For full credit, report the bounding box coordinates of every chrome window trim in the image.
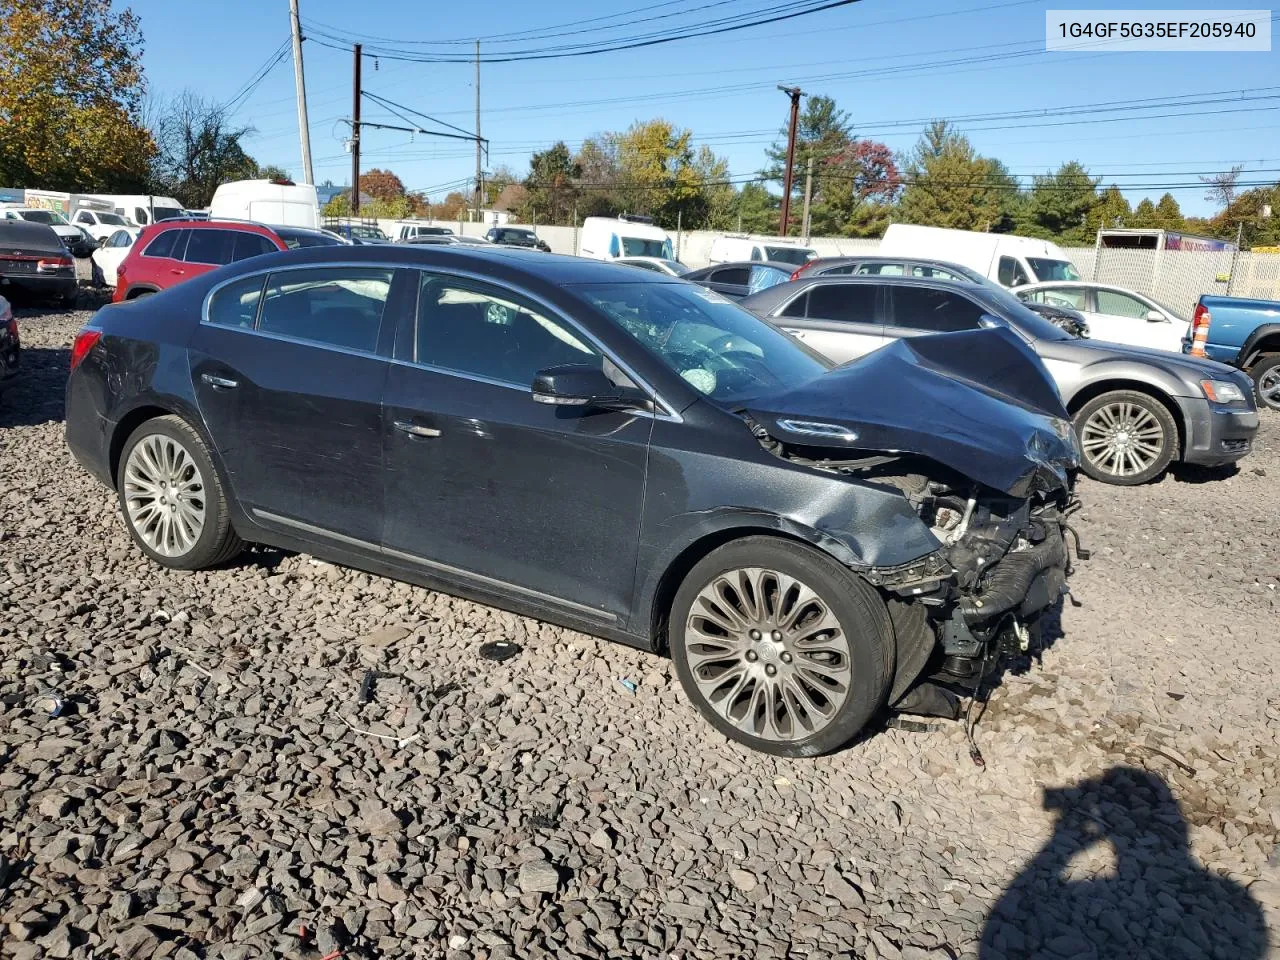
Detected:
[252,508,618,623]
[201,259,682,422]
[771,286,810,320]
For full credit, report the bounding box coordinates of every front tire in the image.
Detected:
[669,536,893,757]
[1249,353,1280,412]
[116,415,243,569]
[1073,390,1177,485]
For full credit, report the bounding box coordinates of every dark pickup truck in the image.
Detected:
[1186,294,1280,411]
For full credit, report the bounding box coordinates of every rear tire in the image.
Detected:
[1072,390,1178,485]
[669,536,893,756]
[116,415,243,570]
[1249,353,1280,412]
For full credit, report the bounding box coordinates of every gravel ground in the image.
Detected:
[2,300,1278,960]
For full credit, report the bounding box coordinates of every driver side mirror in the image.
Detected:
[531,364,650,412]
[1145,309,1166,323]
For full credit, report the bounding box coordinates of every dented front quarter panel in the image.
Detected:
[630,408,944,637]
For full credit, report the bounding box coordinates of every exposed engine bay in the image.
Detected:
[748,421,1085,717]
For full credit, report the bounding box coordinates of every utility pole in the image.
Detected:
[801,156,814,240]
[777,85,803,237]
[351,44,361,216]
[474,40,482,224]
[288,0,314,185]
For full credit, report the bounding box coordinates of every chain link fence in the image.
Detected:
[1063,247,1280,316]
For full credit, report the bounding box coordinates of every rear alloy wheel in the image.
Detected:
[116,415,243,569]
[670,536,892,756]
[1073,390,1177,485]
[1249,353,1280,412]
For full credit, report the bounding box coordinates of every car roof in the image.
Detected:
[206,243,685,287]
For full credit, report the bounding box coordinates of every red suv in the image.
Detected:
[113,219,344,302]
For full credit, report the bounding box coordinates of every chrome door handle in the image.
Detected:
[394,420,441,438]
[201,373,238,389]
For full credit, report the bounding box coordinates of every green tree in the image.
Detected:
[573,134,621,219]
[809,139,901,238]
[256,163,292,181]
[986,159,1027,234]
[1155,192,1185,230]
[897,122,1002,231]
[1023,161,1099,242]
[614,119,704,226]
[483,164,520,207]
[765,94,854,205]
[1130,197,1158,228]
[523,141,580,224]
[1207,183,1280,246]
[0,0,156,191]
[1088,183,1132,234]
[693,145,735,230]
[734,182,779,234]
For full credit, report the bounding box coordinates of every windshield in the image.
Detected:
[1027,258,1081,282]
[763,245,816,265]
[574,281,829,404]
[275,228,344,249]
[94,212,127,225]
[973,286,1073,342]
[620,236,671,258]
[22,210,68,225]
[500,229,536,242]
[152,207,183,222]
[350,225,386,240]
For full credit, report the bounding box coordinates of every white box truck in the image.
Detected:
[878,224,1080,287]
[82,194,185,227]
[579,215,672,260]
[210,179,319,229]
[708,235,817,266]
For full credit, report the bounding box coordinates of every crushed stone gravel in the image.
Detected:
[2,302,1277,959]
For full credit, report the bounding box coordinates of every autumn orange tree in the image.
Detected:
[0,0,156,191]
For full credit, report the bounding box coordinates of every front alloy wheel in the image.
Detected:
[670,537,892,756]
[1073,390,1177,486]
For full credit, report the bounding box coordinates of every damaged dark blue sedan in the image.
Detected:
[65,246,1080,756]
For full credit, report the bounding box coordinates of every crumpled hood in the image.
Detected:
[745,326,1079,497]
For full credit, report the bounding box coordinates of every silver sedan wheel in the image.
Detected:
[685,567,852,742]
[1080,400,1165,477]
[123,434,206,557]
[1259,365,1280,410]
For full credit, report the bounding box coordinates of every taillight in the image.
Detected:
[5,317,17,344]
[1189,304,1211,357]
[37,256,73,272]
[70,329,102,371]
[790,261,816,281]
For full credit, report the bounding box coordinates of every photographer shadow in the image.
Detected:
[980,765,1267,960]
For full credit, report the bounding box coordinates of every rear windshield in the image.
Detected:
[274,228,344,249]
[153,206,184,222]
[620,237,670,258]
[974,286,1073,341]
[763,245,816,265]
[0,221,63,251]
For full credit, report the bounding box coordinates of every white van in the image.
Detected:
[708,235,817,267]
[209,179,319,229]
[579,215,672,261]
[878,224,1080,288]
[83,194,185,227]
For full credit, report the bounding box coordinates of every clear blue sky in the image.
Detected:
[126,0,1278,217]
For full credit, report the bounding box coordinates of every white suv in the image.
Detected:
[72,208,137,242]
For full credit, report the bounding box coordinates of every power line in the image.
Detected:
[304,0,863,63]
[224,38,292,115]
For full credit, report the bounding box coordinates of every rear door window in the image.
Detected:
[806,283,879,323]
[232,232,278,261]
[207,275,267,329]
[1095,289,1150,319]
[889,287,986,332]
[711,266,749,286]
[258,267,394,353]
[183,229,235,266]
[143,229,184,259]
[779,291,808,318]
